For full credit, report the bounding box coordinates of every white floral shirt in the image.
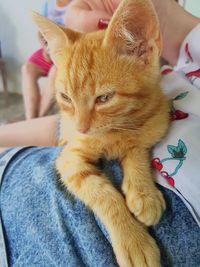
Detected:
[154,24,200,226]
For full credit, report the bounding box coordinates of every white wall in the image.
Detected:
[0,0,42,92]
[185,0,200,17]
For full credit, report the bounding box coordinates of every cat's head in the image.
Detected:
[33,0,162,135]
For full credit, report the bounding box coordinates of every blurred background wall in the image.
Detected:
[184,0,200,17]
[0,0,41,93]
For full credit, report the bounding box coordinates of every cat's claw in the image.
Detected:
[123,184,166,226]
[112,222,160,267]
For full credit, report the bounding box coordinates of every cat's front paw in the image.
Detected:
[112,223,160,267]
[123,182,166,226]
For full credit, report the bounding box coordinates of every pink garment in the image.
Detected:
[28,48,53,76]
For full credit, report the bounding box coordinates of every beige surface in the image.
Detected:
[0,93,24,124]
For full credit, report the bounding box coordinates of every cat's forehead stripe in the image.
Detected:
[66,43,96,95]
[66,45,77,92]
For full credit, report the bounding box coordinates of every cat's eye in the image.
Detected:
[95,92,115,104]
[60,93,72,103]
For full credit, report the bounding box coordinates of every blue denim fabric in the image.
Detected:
[0,148,29,267]
[0,147,200,267]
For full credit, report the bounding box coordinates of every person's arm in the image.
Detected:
[64,0,200,66]
[152,0,200,65]
[0,115,58,148]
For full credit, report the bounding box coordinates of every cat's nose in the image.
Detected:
[76,112,91,134]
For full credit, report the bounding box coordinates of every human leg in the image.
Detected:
[22,48,53,120]
[0,115,58,147]
[21,62,45,120]
[39,66,56,117]
[0,148,199,267]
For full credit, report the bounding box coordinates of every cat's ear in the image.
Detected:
[31,12,80,65]
[103,0,162,63]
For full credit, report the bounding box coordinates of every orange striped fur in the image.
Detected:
[33,0,169,266]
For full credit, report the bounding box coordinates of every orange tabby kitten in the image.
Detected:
[33,0,169,266]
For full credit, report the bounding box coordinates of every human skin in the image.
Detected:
[0,115,58,152]
[64,0,200,65]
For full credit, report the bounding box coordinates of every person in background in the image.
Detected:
[22,0,71,120]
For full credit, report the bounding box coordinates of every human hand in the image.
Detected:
[64,0,120,32]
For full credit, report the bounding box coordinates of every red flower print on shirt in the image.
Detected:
[152,139,187,188]
[161,68,173,75]
[186,69,200,78]
[170,110,189,121]
[185,43,193,63]
[170,92,189,121]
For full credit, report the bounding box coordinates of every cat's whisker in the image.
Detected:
[96,123,137,131]
[112,127,135,131]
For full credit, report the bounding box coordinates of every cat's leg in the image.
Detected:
[121,148,166,226]
[56,146,160,267]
